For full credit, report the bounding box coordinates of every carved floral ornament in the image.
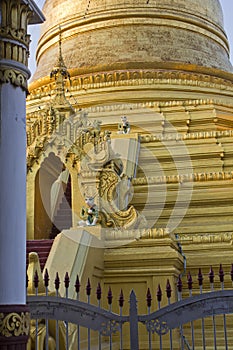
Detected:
[0,26,30,47]
[0,68,28,90]
[28,69,233,100]
[0,311,30,337]
[1,0,33,33]
[0,0,35,87]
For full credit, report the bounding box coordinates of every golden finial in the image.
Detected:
[50,26,70,82]
[50,26,71,104]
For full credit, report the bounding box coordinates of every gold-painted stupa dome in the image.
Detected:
[33,0,232,81]
[28,0,233,111]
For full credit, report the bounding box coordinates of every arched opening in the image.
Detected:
[34,153,72,239]
[50,170,72,239]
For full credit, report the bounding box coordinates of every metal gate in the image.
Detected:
[27,265,233,349]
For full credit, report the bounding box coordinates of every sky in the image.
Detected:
[28,0,233,77]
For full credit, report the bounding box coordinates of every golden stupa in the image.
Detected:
[26,0,233,336]
[28,0,233,103]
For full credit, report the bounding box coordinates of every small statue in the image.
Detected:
[118,116,130,134]
[78,197,98,226]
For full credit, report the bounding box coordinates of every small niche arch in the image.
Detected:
[34,153,72,239]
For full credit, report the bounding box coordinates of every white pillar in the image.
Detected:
[0,83,27,304]
[0,2,44,348]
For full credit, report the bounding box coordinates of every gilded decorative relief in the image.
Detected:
[0,312,30,337]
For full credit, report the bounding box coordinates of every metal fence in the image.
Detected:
[27,265,233,349]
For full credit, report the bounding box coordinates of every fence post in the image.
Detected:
[129,290,139,350]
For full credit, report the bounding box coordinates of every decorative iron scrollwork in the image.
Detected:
[100,319,120,336]
[144,318,169,335]
[0,312,30,337]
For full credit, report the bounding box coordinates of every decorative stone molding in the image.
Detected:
[0,0,40,91]
[0,1,32,65]
[28,68,233,101]
[133,170,233,186]
[0,26,30,69]
[0,26,30,47]
[140,129,233,143]
[0,68,28,90]
[103,228,170,241]
[179,232,233,244]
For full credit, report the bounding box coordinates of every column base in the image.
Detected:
[0,305,30,350]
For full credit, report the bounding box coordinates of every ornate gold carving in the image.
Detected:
[28,69,233,100]
[26,108,112,171]
[141,228,171,239]
[133,170,233,186]
[0,311,30,337]
[99,168,146,229]
[179,232,233,244]
[140,129,233,144]
[103,228,170,241]
[0,68,28,90]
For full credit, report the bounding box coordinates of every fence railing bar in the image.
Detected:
[187,273,195,350]
[65,272,69,350]
[177,276,185,350]
[168,302,173,350]
[166,280,173,350]
[45,308,49,350]
[119,308,123,350]
[219,267,228,350]
[119,289,124,350]
[96,282,102,350]
[98,300,101,350]
[187,272,195,350]
[156,284,163,350]
[198,270,206,350]
[212,315,217,350]
[87,278,91,350]
[55,312,59,350]
[75,275,80,350]
[148,304,152,350]
[209,268,217,350]
[183,334,191,350]
[109,304,112,350]
[158,300,163,350]
[180,326,185,350]
[201,318,206,350]
[147,288,152,350]
[223,314,228,350]
[77,321,80,350]
[55,272,60,350]
[190,321,195,350]
[129,290,139,350]
[77,293,80,350]
[44,269,49,350]
[34,270,39,350]
[108,287,113,350]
